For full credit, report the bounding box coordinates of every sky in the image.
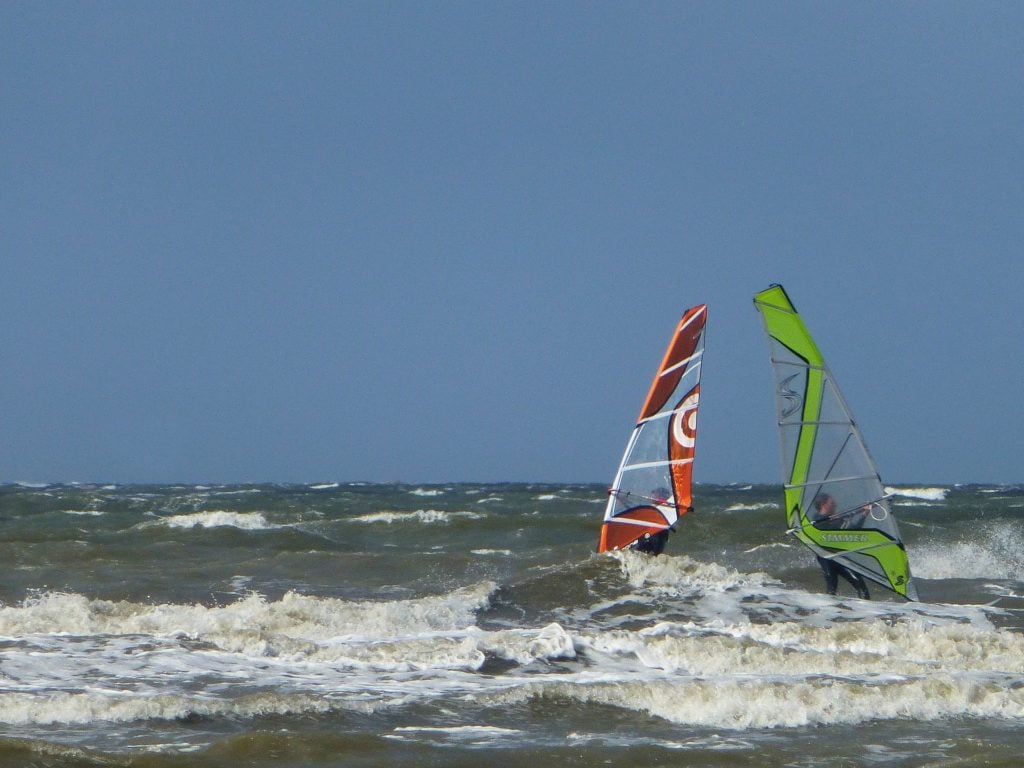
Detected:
[2,2,1022,485]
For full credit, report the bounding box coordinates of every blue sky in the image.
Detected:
[3,3,1022,485]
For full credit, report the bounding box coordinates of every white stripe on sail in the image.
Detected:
[607,517,672,529]
[621,458,693,472]
[661,353,702,379]
[637,398,700,426]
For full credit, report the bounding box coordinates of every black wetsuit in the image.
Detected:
[815,555,870,599]
[630,529,669,556]
[812,510,870,599]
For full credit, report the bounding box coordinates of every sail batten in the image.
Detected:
[784,474,880,490]
[622,458,695,472]
[598,304,707,555]
[754,284,918,601]
[662,354,702,377]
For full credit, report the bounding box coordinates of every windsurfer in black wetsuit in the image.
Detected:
[629,487,675,556]
[810,493,870,599]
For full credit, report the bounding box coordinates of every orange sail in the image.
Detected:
[598,305,707,554]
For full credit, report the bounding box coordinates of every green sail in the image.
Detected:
[753,284,918,601]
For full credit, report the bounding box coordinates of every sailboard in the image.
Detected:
[753,284,918,600]
[598,304,707,555]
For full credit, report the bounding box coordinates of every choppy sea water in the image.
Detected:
[0,481,1021,767]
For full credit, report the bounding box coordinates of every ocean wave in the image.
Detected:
[609,551,773,594]
[0,690,333,725]
[144,511,277,530]
[910,522,1024,581]
[409,488,445,497]
[349,509,483,525]
[490,673,1024,729]
[0,586,497,649]
[723,502,777,513]
[885,486,948,501]
[743,542,793,554]
[484,613,1024,729]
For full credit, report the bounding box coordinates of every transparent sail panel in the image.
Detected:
[800,371,903,544]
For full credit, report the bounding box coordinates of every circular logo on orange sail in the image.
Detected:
[672,390,699,449]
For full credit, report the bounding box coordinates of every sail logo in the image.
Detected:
[779,373,803,419]
[672,390,699,449]
[821,533,869,543]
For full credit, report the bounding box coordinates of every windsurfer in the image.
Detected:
[631,529,670,555]
[810,493,870,599]
[629,487,675,555]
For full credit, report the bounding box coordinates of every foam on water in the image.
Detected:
[723,502,777,512]
[486,674,1024,729]
[0,569,1021,733]
[911,522,1024,580]
[144,511,276,530]
[409,488,444,497]
[349,509,483,525]
[611,551,774,595]
[0,585,495,648]
[885,486,949,501]
[1,482,1022,756]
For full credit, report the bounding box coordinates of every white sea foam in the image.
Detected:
[349,509,483,525]
[0,691,334,726]
[491,674,1024,729]
[743,542,792,554]
[911,522,1024,581]
[309,482,339,490]
[409,488,444,497]
[487,607,1024,729]
[393,725,524,735]
[885,486,948,501]
[1,581,1022,732]
[145,511,276,530]
[611,551,773,594]
[723,502,776,513]
[62,509,104,516]
[0,585,496,650]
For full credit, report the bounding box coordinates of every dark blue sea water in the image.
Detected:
[0,482,1021,767]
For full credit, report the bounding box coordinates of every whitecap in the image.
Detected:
[349,510,482,525]
[911,522,1024,581]
[147,511,276,530]
[723,502,776,512]
[885,486,948,501]
[409,488,444,497]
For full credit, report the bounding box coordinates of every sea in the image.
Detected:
[0,482,1022,767]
